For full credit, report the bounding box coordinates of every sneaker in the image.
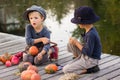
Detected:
[72,56,77,59]
[86,65,100,73]
[55,63,63,71]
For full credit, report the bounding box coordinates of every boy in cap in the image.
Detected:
[23,5,51,65]
[63,6,102,75]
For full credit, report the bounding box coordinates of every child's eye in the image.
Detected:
[35,17,38,19]
[29,17,32,20]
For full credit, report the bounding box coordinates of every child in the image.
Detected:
[22,5,52,65]
[63,6,102,75]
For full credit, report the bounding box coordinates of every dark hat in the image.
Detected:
[23,5,46,21]
[71,6,100,24]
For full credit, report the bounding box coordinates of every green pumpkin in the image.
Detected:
[18,62,32,73]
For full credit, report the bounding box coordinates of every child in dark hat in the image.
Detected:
[62,6,102,75]
[22,5,53,65]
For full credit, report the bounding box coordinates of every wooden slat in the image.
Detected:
[0,36,22,43]
[43,55,120,80]
[0,46,71,80]
[46,54,112,80]
[0,38,25,49]
[40,54,111,80]
[110,75,120,80]
[0,43,26,54]
[0,33,20,38]
[0,32,120,80]
[0,48,109,79]
[95,68,120,80]
[0,51,115,79]
[0,45,68,70]
[79,58,120,80]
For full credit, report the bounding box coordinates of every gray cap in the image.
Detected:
[23,5,46,21]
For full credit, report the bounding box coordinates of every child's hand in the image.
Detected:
[41,37,50,44]
[37,53,43,60]
[69,37,78,45]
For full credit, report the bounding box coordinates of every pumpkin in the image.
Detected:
[45,64,58,74]
[18,62,32,73]
[0,53,12,64]
[0,55,7,64]
[11,55,20,65]
[27,65,38,73]
[5,60,12,67]
[21,70,36,80]
[31,73,41,80]
[0,56,1,61]
[29,46,39,56]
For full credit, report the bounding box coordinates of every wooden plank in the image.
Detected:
[0,32,16,38]
[0,38,25,49]
[0,36,22,43]
[45,54,112,80]
[2,57,71,80]
[0,54,119,80]
[0,33,23,39]
[110,75,120,80]
[0,48,118,80]
[0,44,66,69]
[39,54,110,74]
[99,55,119,64]
[78,58,120,80]
[10,54,113,80]
[1,76,19,80]
[79,63,120,80]
[94,68,120,80]
[0,66,18,74]
[0,43,26,54]
[0,46,68,70]
[0,33,120,80]
[44,55,119,80]
[0,44,66,67]
[0,47,71,80]
[0,68,19,78]
[0,39,65,54]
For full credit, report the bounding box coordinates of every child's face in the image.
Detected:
[28,11,44,28]
[78,24,85,29]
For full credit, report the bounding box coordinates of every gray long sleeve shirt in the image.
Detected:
[25,24,50,52]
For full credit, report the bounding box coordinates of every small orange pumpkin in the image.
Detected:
[0,56,1,62]
[27,65,38,73]
[45,64,58,74]
[31,73,41,80]
[21,70,36,80]
[0,55,6,64]
[0,53,12,64]
[29,46,39,56]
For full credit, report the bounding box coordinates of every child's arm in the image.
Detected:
[25,25,50,45]
[69,37,83,51]
[34,37,50,44]
[75,40,83,51]
[37,49,46,60]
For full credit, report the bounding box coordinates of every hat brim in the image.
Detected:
[23,10,36,20]
[71,15,100,24]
